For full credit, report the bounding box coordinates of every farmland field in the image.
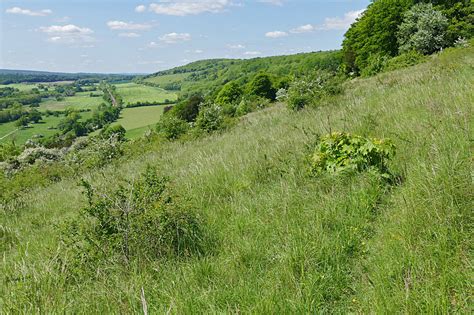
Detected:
[0,83,39,92]
[39,91,104,111]
[0,115,63,144]
[115,105,165,138]
[115,83,177,105]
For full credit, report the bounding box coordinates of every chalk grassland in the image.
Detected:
[115,105,165,138]
[39,91,105,111]
[115,83,178,105]
[1,47,472,313]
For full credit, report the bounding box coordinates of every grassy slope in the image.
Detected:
[115,83,177,104]
[1,46,472,313]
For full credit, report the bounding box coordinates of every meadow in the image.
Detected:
[1,46,472,313]
[0,115,63,144]
[115,82,177,105]
[39,91,104,111]
[142,73,190,88]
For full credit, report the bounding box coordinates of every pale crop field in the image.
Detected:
[39,91,104,111]
[115,82,177,105]
[115,105,165,138]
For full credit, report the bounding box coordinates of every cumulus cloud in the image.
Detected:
[244,51,261,56]
[290,24,315,34]
[6,7,52,17]
[39,24,94,44]
[227,44,245,49]
[135,5,147,13]
[159,32,191,43]
[265,31,287,38]
[148,0,230,16]
[320,9,364,31]
[119,32,141,38]
[107,21,152,31]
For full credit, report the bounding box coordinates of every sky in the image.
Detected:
[0,0,370,74]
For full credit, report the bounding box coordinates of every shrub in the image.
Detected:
[287,71,343,111]
[215,81,243,106]
[361,54,390,77]
[309,132,396,178]
[397,3,449,55]
[172,95,203,122]
[100,124,126,141]
[156,114,189,140]
[195,103,224,132]
[383,50,426,71]
[60,167,206,273]
[247,73,276,100]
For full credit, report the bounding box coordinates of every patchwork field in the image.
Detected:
[115,105,165,138]
[39,91,104,111]
[115,83,177,105]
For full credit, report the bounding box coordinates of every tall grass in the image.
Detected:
[1,46,472,313]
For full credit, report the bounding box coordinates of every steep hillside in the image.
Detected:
[1,45,472,313]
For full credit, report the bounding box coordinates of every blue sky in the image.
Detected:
[0,0,370,73]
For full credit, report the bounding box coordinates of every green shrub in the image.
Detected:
[172,95,203,122]
[235,95,270,116]
[247,73,276,100]
[195,103,224,132]
[156,114,189,140]
[287,71,344,111]
[383,50,426,71]
[215,81,243,106]
[361,54,390,77]
[309,132,396,178]
[61,166,207,273]
[100,124,126,141]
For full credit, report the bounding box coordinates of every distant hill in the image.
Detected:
[139,50,342,97]
[0,69,138,84]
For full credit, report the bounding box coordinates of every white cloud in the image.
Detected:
[320,9,364,31]
[159,32,191,43]
[135,5,147,13]
[119,32,141,38]
[244,51,261,56]
[227,44,245,49]
[258,0,283,6]
[149,0,230,16]
[107,21,152,31]
[6,7,52,17]
[290,24,315,34]
[39,24,95,44]
[194,49,204,53]
[265,31,287,38]
[147,41,159,48]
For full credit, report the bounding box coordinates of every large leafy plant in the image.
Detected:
[309,132,396,178]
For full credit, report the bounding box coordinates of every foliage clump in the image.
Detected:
[309,132,395,178]
[397,3,449,55]
[156,114,189,140]
[61,166,207,274]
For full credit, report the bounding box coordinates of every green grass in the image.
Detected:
[115,82,177,105]
[142,72,190,87]
[39,91,104,111]
[1,46,472,313]
[115,105,165,138]
[0,83,39,92]
[0,115,63,144]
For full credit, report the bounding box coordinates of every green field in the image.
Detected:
[0,83,39,92]
[115,105,165,138]
[0,115,63,144]
[115,83,177,105]
[39,91,104,111]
